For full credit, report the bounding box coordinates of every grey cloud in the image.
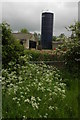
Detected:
[0,2,2,23]
[78,2,80,21]
[2,2,78,36]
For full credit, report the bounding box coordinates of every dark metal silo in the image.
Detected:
[41,11,54,49]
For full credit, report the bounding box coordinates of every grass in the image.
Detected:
[2,55,79,119]
[2,60,67,118]
[59,68,79,118]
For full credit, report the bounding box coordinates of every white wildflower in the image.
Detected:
[37,97,41,101]
[12,97,17,101]
[24,99,30,103]
[31,96,36,101]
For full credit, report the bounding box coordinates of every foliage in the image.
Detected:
[53,36,57,41]
[20,28,29,33]
[57,33,66,41]
[62,22,80,72]
[65,22,80,40]
[2,55,78,118]
[2,55,65,118]
[64,44,80,72]
[34,32,39,42]
[53,34,67,42]
[2,22,24,68]
[2,21,79,119]
[24,49,63,62]
[34,32,37,37]
[60,68,78,118]
[55,22,80,52]
[53,22,80,73]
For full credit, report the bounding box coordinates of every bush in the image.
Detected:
[64,44,80,73]
[2,22,24,68]
[24,50,62,62]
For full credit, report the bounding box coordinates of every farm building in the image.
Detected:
[13,33,64,50]
[13,33,38,49]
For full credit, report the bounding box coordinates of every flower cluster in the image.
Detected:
[2,56,66,118]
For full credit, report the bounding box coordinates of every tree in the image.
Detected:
[65,22,80,41]
[34,32,39,43]
[34,32,38,39]
[59,33,65,38]
[2,22,24,68]
[20,28,29,33]
[64,22,80,73]
[53,36,57,41]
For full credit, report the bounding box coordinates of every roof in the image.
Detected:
[42,10,53,14]
[12,33,38,42]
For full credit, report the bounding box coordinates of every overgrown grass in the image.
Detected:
[2,55,79,119]
[2,59,66,118]
[59,68,79,118]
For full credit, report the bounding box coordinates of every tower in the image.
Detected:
[41,11,54,49]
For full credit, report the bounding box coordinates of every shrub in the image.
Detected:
[24,50,63,62]
[2,22,24,68]
[63,44,80,73]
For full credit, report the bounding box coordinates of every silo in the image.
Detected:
[41,11,54,49]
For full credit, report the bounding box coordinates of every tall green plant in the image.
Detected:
[2,22,24,68]
[65,22,80,41]
[64,22,80,72]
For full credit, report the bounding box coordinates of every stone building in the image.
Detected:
[13,33,64,50]
[13,33,38,49]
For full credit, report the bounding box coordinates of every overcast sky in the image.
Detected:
[2,1,78,36]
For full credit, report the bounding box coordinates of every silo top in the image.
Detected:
[42,10,53,14]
